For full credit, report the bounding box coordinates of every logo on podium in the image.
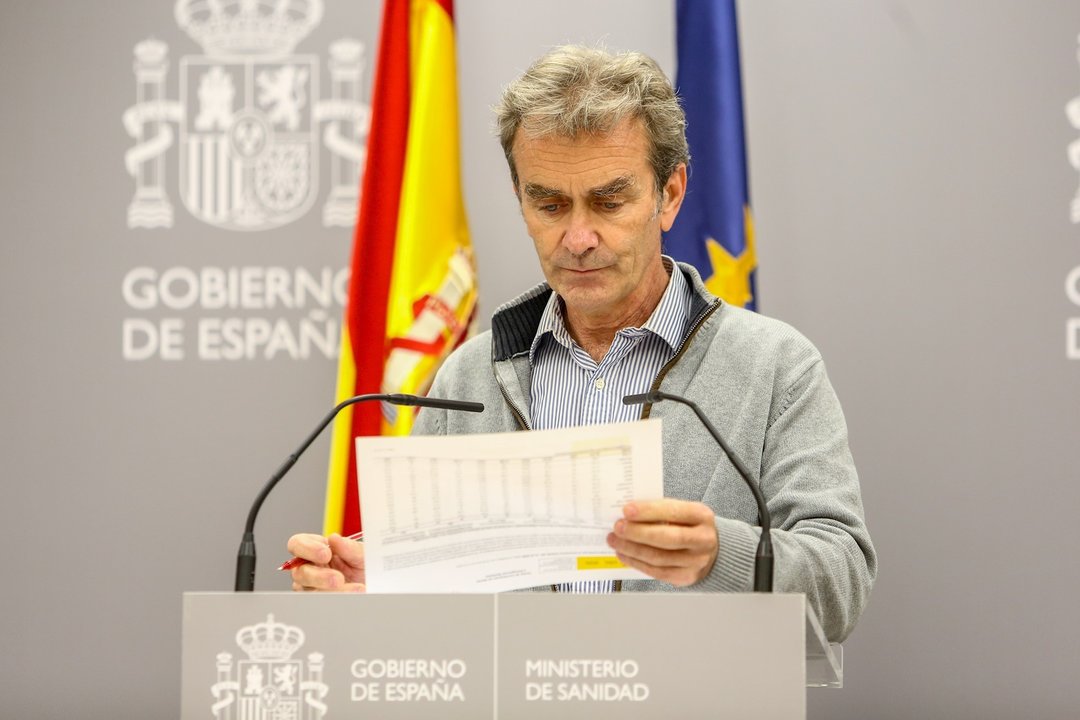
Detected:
[122,0,370,231]
[211,614,329,719]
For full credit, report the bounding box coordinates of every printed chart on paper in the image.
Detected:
[357,419,664,593]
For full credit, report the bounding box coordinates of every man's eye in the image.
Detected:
[598,201,622,211]
[539,203,561,213]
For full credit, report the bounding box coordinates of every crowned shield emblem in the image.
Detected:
[234,656,305,719]
[180,56,318,230]
[212,614,328,720]
[123,0,369,232]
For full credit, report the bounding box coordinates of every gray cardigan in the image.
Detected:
[412,263,876,642]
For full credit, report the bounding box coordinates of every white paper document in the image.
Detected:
[356,419,664,593]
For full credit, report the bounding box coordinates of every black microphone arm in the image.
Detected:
[622,390,773,592]
[234,393,485,591]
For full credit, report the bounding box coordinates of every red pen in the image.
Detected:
[278,530,364,571]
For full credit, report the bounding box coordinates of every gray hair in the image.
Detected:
[495,45,690,197]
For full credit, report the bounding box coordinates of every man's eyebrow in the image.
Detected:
[521,175,637,200]
[521,183,565,200]
[589,175,635,197]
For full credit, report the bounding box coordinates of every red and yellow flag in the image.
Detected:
[324,0,477,536]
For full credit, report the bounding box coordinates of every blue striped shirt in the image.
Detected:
[529,257,693,592]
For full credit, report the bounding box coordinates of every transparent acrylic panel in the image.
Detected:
[805,603,844,688]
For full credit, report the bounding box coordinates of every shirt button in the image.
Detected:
[594,377,606,390]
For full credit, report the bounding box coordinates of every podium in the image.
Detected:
[182,592,842,719]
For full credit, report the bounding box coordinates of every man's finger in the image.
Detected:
[607,532,690,569]
[613,550,701,587]
[613,518,708,550]
[623,499,715,526]
[327,533,366,569]
[286,533,332,564]
[290,563,345,591]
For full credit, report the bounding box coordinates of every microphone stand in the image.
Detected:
[623,391,773,592]
[234,393,484,591]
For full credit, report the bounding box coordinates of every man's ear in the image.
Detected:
[659,163,688,232]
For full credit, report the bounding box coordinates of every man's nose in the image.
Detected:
[562,209,600,257]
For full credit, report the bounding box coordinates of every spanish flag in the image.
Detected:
[668,0,757,310]
[323,0,477,536]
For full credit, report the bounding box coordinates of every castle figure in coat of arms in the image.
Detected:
[123,0,370,231]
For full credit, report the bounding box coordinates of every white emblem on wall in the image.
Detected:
[1066,34,1080,359]
[122,0,369,231]
[1067,34,1080,223]
[212,614,329,719]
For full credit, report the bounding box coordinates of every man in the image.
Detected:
[289,46,876,642]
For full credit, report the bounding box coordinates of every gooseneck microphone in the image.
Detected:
[235,393,484,591]
[623,390,773,592]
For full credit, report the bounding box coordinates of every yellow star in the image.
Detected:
[704,206,757,308]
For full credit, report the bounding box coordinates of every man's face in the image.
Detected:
[511,119,686,324]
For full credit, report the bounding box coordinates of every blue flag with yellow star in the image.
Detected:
[668,0,757,310]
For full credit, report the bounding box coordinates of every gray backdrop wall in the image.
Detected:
[2,1,1078,718]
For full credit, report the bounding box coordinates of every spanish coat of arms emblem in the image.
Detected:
[212,614,329,720]
[123,0,369,231]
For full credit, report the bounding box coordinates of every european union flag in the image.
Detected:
[668,0,757,310]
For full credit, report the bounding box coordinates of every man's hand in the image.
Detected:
[606,499,719,586]
[286,533,366,592]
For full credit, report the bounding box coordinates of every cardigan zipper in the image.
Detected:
[494,358,531,431]
[639,299,722,418]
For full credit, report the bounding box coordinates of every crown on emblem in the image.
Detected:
[174,0,324,57]
[235,614,305,660]
[133,39,168,65]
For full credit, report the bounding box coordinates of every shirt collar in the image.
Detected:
[528,255,691,363]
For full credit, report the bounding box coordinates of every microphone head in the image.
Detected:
[622,392,660,406]
[387,394,485,413]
